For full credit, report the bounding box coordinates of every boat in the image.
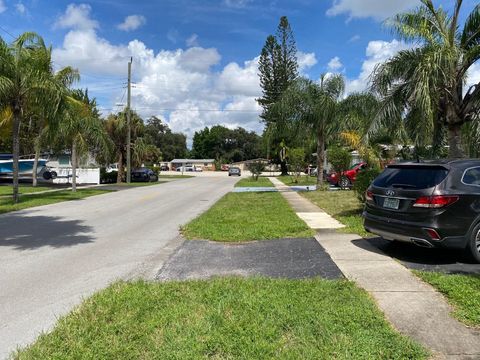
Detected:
[0,154,48,178]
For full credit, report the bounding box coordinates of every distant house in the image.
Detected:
[230,158,271,171]
[170,159,216,171]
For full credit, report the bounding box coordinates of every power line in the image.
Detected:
[99,107,261,113]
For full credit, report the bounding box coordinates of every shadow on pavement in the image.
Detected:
[0,213,94,251]
[352,237,480,274]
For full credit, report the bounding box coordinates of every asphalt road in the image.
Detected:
[0,177,236,358]
[157,238,343,281]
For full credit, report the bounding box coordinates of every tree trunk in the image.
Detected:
[117,152,123,183]
[71,142,77,192]
[280,160,288,176]
[12,109,21,204]
[447,123,464,159]
[32,142,40,187]
[316,127,325,187]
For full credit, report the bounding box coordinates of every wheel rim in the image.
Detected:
[476,229,480,254]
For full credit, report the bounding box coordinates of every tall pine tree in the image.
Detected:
[257,16,298,174]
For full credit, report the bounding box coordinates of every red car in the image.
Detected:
[327,162,367,188]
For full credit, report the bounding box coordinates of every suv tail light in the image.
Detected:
[365,190,374,202]
[413,195,459,208]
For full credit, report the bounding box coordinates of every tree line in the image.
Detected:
[257,0,480,185]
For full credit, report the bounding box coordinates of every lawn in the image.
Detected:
[302,190,369,237]
[277,175,317,186]
[414,271,480,328]
[0,184,54,196]
[14,278,428,359]
[182,192,314,241]
[0,189,111,214]
[235,177,273,187]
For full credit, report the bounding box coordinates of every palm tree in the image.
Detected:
[0,32,71,202]
[60,89,111,192]
[274,75,345,185]
[371,0,480,158]
[104,111,144,183]
[31,66,80,187]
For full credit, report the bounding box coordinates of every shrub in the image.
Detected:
[328,146,352,173]
[248,161,266,180]
[100,168,118,184]
[354,168,381,202]
[288,148,306,183]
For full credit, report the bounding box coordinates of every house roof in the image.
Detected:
[171,159,215,163]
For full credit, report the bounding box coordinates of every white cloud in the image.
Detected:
[117,15,146,32]
[346,39,411,94]
[327,56,343,71]
[348,34,360,42]
[54,4,99,30]
[224,0,252,9]
[15,2,26,14]
[326,0,418,20]
[51,4,319,145]
[0,0,7,13]
[167,29,179,44]
[186,33,199,47]
[297,51,317,73]
[466,62,480,90]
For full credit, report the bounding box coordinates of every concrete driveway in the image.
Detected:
[0,177,236,358]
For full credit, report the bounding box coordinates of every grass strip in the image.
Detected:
[182,192,314,241]
[15,278,428,359]
[414,271,480,328]
[277,175,317,186]
[0,189,112,214]
[302,190,369,237]
[235,177,274,187]
[0,185,53,196]
[158,174,194,179]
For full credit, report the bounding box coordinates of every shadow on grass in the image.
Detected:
[351,237,480,274]
[0,213,94,251]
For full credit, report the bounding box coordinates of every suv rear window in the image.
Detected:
[462,167,480,186]
[373,166,448,189]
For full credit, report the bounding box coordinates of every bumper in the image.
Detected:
[363,211,468,250]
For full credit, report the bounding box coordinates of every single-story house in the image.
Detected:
[170,159,216,171]
[230,158,273,171]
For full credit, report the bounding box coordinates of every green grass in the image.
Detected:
[235,177,273,187]
[0,185,53,196]
[414,271,480,328]
[14,278,428,359]
[183,192,314,241]
[277,175,317,186]
[0,189,111,214]
[302,190,369,237]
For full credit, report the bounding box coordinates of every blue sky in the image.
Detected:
[0,0,478,143]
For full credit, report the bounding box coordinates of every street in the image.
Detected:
[0,177,236,357]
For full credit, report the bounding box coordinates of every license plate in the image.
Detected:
[383,197,400,209]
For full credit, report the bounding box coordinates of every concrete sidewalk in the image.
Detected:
[270,177,480,359]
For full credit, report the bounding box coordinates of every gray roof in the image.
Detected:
[171,159,215,163]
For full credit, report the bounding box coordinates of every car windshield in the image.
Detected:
[350,163,361,170]
[373,166,449,189]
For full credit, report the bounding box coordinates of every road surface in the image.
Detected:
[0,177,236,357]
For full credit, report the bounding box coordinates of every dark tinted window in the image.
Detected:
[463,167,480,186]
[373,166,448,189]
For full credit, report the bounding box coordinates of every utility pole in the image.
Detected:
[126,57,132,183]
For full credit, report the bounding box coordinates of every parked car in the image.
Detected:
[131,168,158,182]
[363,159,480,263]
[228,167,241,176]
[327,162,367,188]
[159,165,169,171]
[221,164,230,171]
[176,166,194,172]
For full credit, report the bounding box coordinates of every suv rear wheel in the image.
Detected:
[466,223,480,263]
